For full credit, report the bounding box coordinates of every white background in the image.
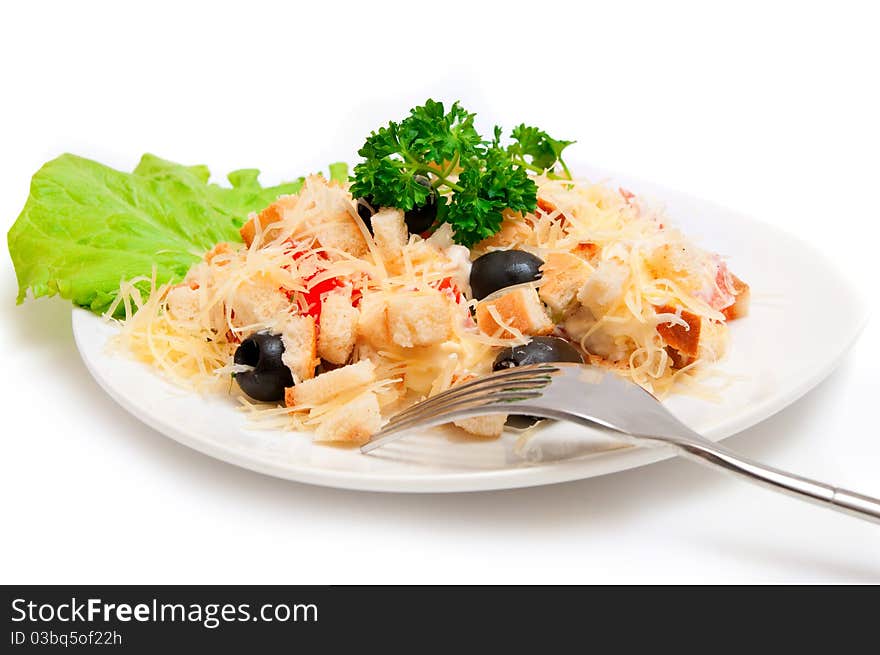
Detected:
[1,1,878,583]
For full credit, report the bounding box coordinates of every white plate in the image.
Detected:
[72,168,867,492]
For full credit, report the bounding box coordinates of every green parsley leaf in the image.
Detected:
[508,124,575,179]
[351,100,573,247]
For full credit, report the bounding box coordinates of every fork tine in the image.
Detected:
[378,388,545,435]
[361,390,544,453]
[360,364,559,454]
[388,365,557,422]
[426,363,555,399]
[387,378,550,424]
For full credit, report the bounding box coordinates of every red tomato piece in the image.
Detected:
[434,277,463,303]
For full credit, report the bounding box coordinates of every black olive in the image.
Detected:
[355,197,377,235]
[233,332,293,402]
[493,336,584,428]
[469,250,545,300]
[403,175,437,234]
[493,336,584,370]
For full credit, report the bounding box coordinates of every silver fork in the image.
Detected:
[361,363,880,524]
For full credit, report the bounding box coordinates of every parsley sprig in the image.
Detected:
[350,100,574,247]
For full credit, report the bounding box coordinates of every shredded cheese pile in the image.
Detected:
[107,172,744,440]
[474,177,737,396]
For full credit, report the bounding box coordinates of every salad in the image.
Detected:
[8,100,749,445]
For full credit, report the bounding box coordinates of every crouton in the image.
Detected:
[295,176,368,257]
[655,305,702,364]
[280,315,318,382]
[171,265,228,333]
[577,259,629,315]
[442,375,508,437]
[309,210,368,258]
[475,287,554,338]
[722,274,750,321]
[241,177,368,258]
[370,208,408,273]
[313,391,382,445]
[356,293,393,350]
[538,252,593,316]
[227,274,291,330]
[165,284,200,324]
[453,415,507,438]
[204,242,233,265]
[286,359,376,408]
[386,290,452,348]
[318,292,359,364]
[240,196,298,247]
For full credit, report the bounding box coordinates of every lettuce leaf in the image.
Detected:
[7,154,347,314]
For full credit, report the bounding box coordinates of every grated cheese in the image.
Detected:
[109,171,746,439]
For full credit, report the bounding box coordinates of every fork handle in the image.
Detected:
[658,434,880,525]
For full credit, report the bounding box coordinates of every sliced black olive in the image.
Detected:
[469,250,544,301]
[493,336,585,428]
[233,332,293,402]
[355,197,377,234]
[403,175,437,234]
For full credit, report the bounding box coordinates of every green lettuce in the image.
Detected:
[7,153,348,314]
